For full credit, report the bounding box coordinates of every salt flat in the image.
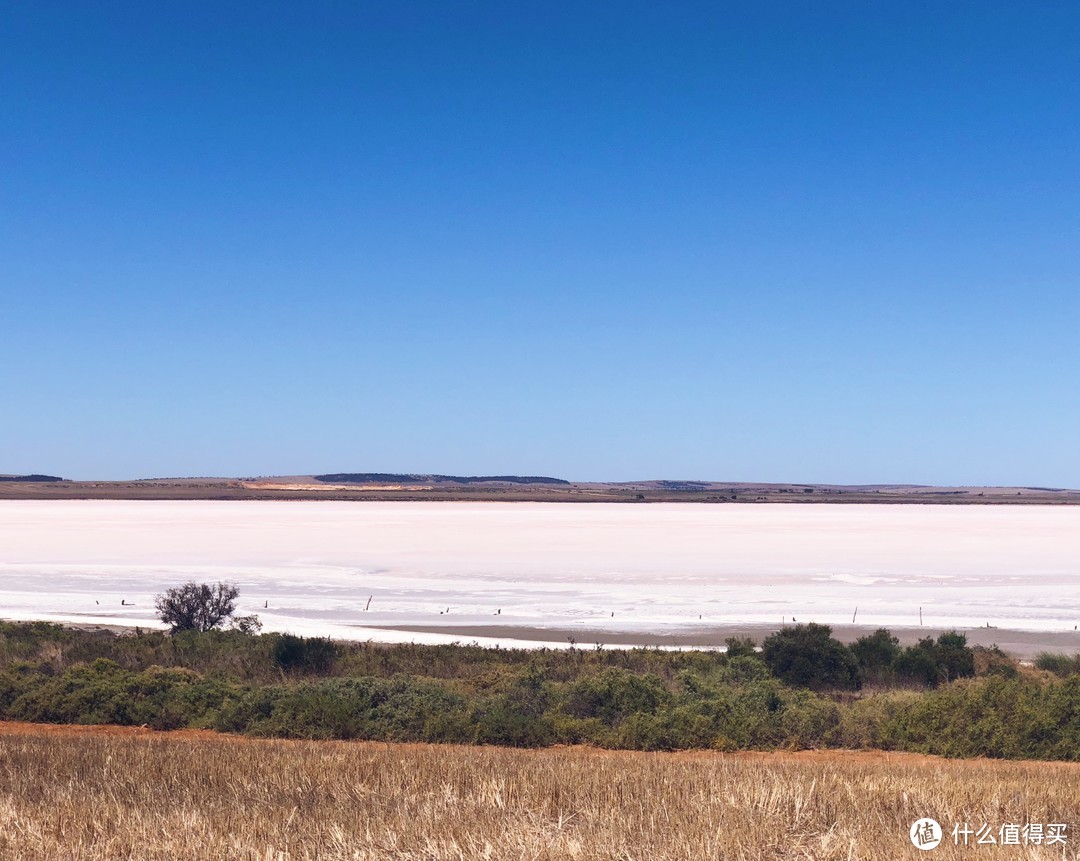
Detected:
[0,501,1077,649]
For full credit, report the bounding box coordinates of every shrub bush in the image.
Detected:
[271,634,341,674]
[0,621,1074,760]
[1034,652,1080,677]
[561,668,669,724]
[762,624,861,690]
[895,632,975,687]
[851,629,901,684]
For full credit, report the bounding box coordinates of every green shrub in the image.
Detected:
[472,663,556,747]
[779,690,842,748]
[231,675,471,741]
[0,620,1075,760]
[213,687,280,734]
[884,675,1080,760]
[723,636,757,658]
[271,634,341,674]
[851,629,900,684]
[836,691,920,749]
[1034,652,1080,677]
[561,668,669,724]
[762,624,861,690]
[3,660,219,728]
[472,693,556,747]
[895,632,975,687]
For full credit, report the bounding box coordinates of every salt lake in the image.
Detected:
[1,500,1077,648]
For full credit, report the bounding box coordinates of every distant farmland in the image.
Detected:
[313,473,571,485]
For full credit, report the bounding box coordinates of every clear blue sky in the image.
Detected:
[3,2,1078,485]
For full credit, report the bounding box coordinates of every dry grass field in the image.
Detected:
[0,723,1076,860]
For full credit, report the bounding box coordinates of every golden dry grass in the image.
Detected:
[0,722,1076,860]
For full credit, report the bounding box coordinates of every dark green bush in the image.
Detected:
[723,636,758,658]
[2,660,221,728]
[762,624,861,690]
[561,668,669,724]
[472,663,555,747]
[851,629,901,683]
[472,693,556,747]
[895,632,975,687]
[271,634,341,674]
[231,675,471,742]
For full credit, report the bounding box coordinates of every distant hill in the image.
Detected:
[2,473,1078,503]
[315,473,570,485]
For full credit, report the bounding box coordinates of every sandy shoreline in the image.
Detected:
[16,617,1079,659]
[364,622,1080,659]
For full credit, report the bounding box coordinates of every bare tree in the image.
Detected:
[154,581,241,633]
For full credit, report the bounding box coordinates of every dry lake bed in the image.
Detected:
[1,501,1078,656]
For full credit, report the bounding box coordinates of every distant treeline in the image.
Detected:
[315,473,570,485]
[1,621,1078,760]
[0,474,65,482]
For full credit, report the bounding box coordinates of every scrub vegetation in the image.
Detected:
[0,620,1077,760]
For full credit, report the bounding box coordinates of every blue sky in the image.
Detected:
[2,2,1078,484]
